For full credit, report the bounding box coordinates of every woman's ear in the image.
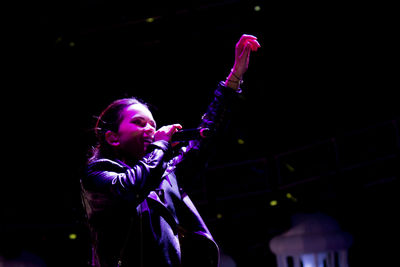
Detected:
[105,130,120,147]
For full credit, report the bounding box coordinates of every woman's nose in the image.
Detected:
[144,123,155,133]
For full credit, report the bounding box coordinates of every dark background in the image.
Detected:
[3,1,399,266]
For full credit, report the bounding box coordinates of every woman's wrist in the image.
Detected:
[230,66,244,79]
[224,69,243,91]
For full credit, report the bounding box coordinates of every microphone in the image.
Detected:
[172,128,212,142]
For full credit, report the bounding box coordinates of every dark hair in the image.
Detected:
[88,97,150,163]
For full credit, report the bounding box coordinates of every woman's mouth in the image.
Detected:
[143,137,154,144]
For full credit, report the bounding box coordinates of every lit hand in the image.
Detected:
[232,34,261,78]
[154,124,182,142]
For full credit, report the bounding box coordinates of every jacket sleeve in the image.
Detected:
[172,82,241,179]
[199,81,241,133]
[82,140,170,205]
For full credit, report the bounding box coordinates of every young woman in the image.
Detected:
[80,34,260,267]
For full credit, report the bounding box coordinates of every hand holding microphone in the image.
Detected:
[154,124,182,142]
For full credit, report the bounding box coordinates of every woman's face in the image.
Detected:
[115,103,156,160]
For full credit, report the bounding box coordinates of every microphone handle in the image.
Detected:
[171,128,211,142]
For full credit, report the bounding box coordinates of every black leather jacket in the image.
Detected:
[81,82,240,267]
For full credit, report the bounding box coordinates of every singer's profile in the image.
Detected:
[80,34,260,267]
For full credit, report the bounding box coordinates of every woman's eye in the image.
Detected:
[132,119,145,126]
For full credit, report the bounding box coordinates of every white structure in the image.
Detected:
[220,251,237,267]
[269,213,353,267]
